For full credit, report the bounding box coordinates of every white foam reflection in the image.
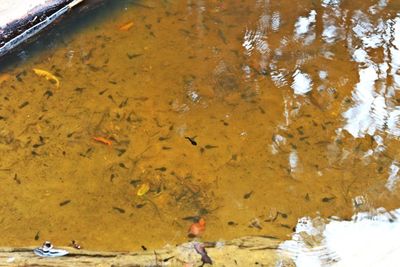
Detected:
[292,69,313,95]
[242,0,400,194]
[240,0,400,140]
[352,48,368,62]
[352,10,385,48]
[321,2,346,44]
[242,9,269,55]
[321,0,341,7]
[271,11,281,32]
[279,208,400,267]
[342,12,400,138]
[342,65,378,137]
[389,16,400,89]
[294,10,317,44]
[319,70,328,80]
[295,10,317,36]
[386,161,400,192]
[237,2,400,265]
[289,150,298,173]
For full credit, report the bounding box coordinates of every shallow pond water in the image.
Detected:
[0,0,400,252]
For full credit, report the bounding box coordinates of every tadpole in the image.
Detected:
[243,191,253,199]
[155,167,167,172]
[34,231,40,241]
[322,196,336,203]
[19,101,29,109]
[112,207,125,213]
[59,200,71,207]
[13,174,21,184]
[185,136,197,146]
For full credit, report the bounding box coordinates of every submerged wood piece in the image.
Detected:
[0,236,287,266]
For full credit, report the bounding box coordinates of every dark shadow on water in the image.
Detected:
[0,0,139,72]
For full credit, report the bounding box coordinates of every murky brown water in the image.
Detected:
[0,0,400,252]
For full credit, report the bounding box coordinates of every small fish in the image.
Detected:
[119,21,134,31]
[194,242,212,265]
[93,136,112,146]
[188,218,206,236]
[33,241,68,258]
[32,68,60,88]
[137,183,150,196]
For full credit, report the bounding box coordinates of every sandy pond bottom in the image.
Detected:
[0,1,399,263]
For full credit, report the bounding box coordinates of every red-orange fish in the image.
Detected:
[0,73,10,85]
[188,218,206,236]
[119,21,134,31]
[93,136,112,146]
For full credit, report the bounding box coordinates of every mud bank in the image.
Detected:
[0,236,284,266]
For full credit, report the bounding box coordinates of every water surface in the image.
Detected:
[0,0,399,251]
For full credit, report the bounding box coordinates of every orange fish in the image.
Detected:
[93,136,112,146]
[188,218,206,236]
[119,21,134,31]
[0,73,10,85]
